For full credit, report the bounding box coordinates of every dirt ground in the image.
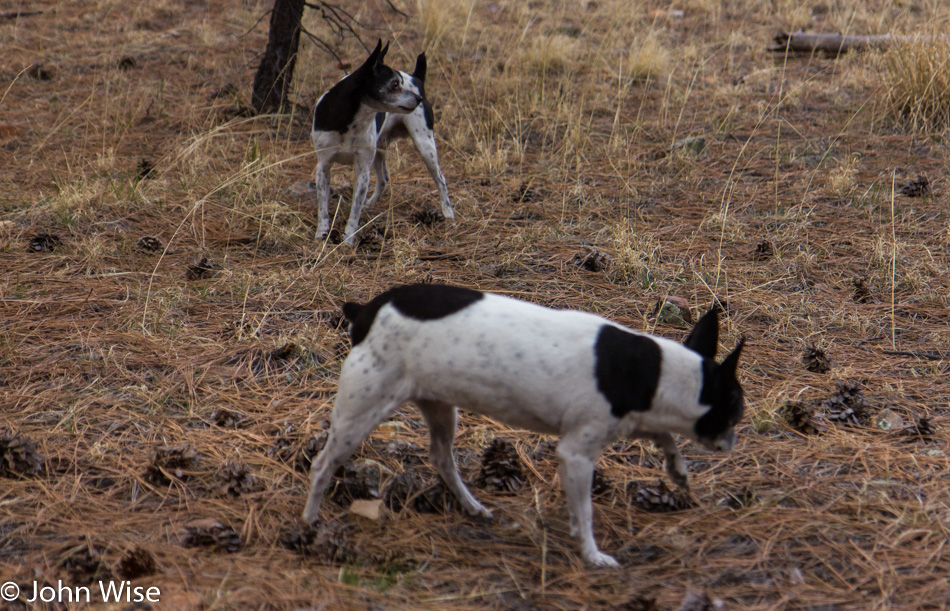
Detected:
[2,0,949,609]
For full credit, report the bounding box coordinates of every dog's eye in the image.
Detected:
[388,80,400,92]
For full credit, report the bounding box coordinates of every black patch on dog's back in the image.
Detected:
[594,326,662,418]
[313,73,364,134]
[343,284,484,346]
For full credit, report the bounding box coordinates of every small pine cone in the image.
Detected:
[476,438,525,493]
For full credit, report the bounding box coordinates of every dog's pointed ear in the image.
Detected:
[359,40,384,74]
[377,41,390,65]
[717,337,745,379]
[684,308,719,359]
[413,53,427,82]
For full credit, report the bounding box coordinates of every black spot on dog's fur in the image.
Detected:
[343,284,484,346]
[594,325,661,418]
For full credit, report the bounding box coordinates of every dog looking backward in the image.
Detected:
[311,40,453,245]
[303,284,745,567]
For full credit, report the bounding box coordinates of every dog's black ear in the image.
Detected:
[412,53,427,82]
[359,40,384,75]
[377,41,390,66]
[342,302,364,323]
[684,309,719,359]
[717,337,745,379]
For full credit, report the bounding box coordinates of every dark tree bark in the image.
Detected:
[251,0,305,114]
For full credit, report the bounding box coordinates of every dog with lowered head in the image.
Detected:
[303,284,745,567]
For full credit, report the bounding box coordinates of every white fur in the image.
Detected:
[303,293,725,568]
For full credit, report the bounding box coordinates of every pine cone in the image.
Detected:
[180,519,242,553]
[631,480,694,512]
[476,438,525,493]
[802,346,832,373]
[0,429,44,477]
[116,547,158,579]
[217,461,258,497]
[821,380,868,425]
[145,444,199,485]
[779,401,825,435]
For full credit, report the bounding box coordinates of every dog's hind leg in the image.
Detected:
[365,149,390,210]
[408,129,454,220]
[302,369,409,523]
[557,429,619,568]
[416,400,492,518]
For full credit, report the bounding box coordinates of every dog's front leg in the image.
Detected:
[314,160,332,240]
[557,433,619,568]
[632,432,689,490]
[650,432,689,491]
[342,154,374,244]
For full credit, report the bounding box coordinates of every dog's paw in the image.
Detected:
[668,467,690,491]
[465,505,493,522]
[584,550,620,568]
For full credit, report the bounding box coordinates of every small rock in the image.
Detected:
[655,296,692,327]
[349,499,384,521]
[671,136,706,155]
[874,408,903,432]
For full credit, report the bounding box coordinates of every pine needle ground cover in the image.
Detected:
[1,1,949,609]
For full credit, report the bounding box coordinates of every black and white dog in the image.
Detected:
[311,40,454,244]
[302,284,745,568]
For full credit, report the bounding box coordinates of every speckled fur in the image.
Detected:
[302,288,744,568]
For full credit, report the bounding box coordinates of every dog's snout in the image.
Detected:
[716,430,737,452]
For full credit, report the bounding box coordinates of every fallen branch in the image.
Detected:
[1,10,43,19]
[768,31,948,56]
[883,349,947,361]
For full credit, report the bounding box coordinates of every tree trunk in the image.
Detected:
[251,0,305,114]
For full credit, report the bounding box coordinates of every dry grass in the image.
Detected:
[879,38,950,131]
[2,0,950,609]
